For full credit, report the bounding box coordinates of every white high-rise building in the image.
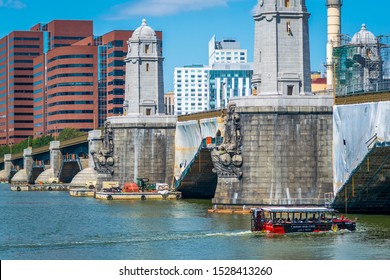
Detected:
[174,65,210,116]
[209,35,247,66]
[173,36,252,115]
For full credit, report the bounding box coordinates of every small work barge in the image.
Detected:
[251,207,356,234]
[95,191,182,201]
[69,188,95,197]
[95,181,182,201]
[11,184,69,191]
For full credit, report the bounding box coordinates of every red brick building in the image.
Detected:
[1,20,163,145]
[31,20,95,137]
[0,31,42,146]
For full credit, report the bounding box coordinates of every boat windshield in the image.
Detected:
[253,207,337,223]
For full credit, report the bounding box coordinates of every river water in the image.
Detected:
[0,184,389,260]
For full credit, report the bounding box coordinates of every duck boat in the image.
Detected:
[251,207,356,234]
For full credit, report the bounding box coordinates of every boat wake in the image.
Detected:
[0,231,254,252]
[205,231,252,237]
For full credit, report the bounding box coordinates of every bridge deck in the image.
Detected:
[335,91,390,105]
[0,135,88,163]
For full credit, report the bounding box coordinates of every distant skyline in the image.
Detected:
[1,0,388,92]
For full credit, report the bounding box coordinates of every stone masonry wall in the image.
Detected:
[109,117,176,185]
[212,101,333,208]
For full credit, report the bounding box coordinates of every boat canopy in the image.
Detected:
[253,207,336,213]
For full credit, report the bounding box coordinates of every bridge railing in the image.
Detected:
[201,137,223,148]
[63,154,80,162]
[336,80,390,96]
[32,160,45,168]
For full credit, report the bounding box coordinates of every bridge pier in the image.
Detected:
[11,148,32,184]
[35,141,62,184]
[93,116,177,188]
[70,130,101,188]
[1,154,13,182]
[211,96,334,209]
[50,141,62,178]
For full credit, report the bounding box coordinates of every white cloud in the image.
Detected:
[0,0,26,9]
[108,0,231,18]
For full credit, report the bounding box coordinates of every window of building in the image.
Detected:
[108,60,124,67]
[108,69,124,76]
[10,37,40,42]
[287,85,294,96]
[107,40,124,49]
[287,21,292,35]
[12,45,40,49]
[53,36,86,41]
[285,0,290,7]
[11,52,40,57]
[145,44,150,54]
[146,63,149,72]
[108,51,125,58]
[47,64,93,72]
[146,108,151,115]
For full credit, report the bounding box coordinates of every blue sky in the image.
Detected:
[0,0,388,92]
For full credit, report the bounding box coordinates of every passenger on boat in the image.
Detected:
[255,213,263,230]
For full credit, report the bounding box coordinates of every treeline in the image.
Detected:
[0,128,86,158]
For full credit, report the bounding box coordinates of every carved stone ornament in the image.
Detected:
[211,102,243,179]
[91,122,115,174]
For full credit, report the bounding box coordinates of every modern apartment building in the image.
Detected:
[209,63,252,109]
[174,65,210,116]
[1,20,163,144]
[208,35,248,66]
[174,36,252,115]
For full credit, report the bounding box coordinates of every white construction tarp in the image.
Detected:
[174,117,221,179]
[333,101,390,194]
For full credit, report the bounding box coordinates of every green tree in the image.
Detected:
[58,128,85,142]
[0,134,54,158]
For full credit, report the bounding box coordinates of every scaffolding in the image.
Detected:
[333,33,390,96]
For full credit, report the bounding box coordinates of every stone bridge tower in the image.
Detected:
[93,19,177,188]
[211,0,333,210]
[252,0,311,95]
[124,19,165,115]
